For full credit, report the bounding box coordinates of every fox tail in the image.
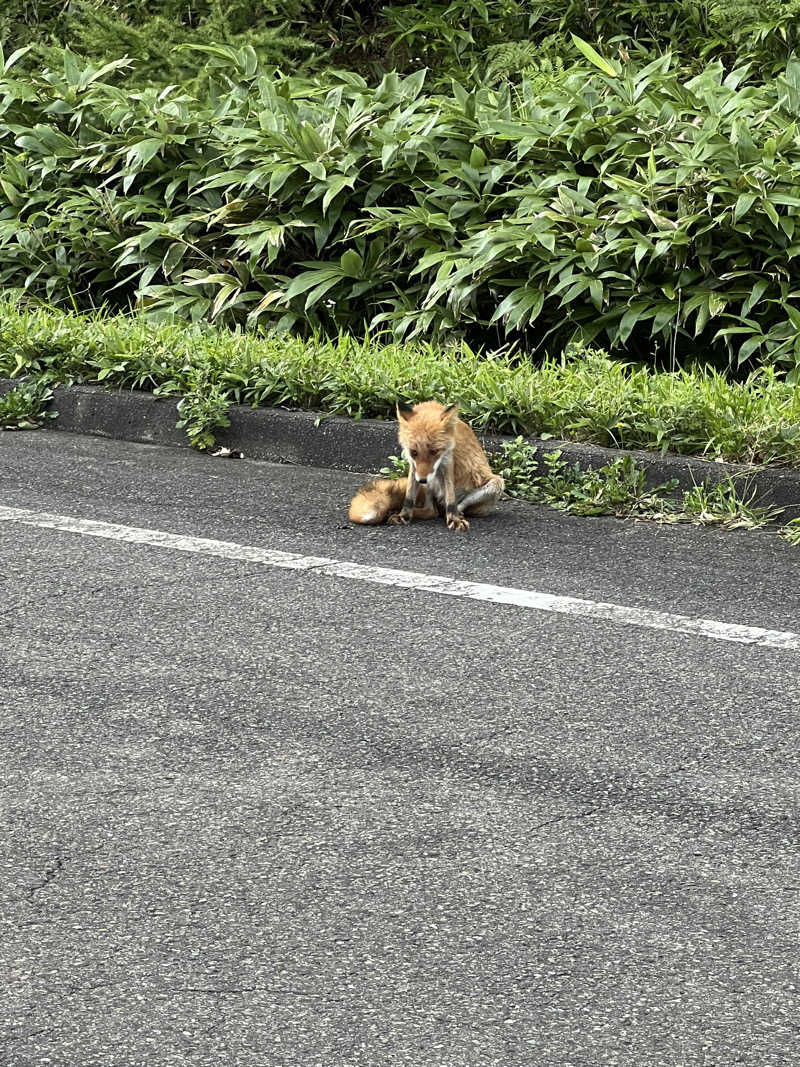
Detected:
[348,478,407,525]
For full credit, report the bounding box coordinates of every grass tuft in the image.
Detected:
[3,299,800,465]
[492,439,782,530]
[0,379,56,430]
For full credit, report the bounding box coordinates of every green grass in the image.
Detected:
[1,298,793,541]
[3,298,800,465]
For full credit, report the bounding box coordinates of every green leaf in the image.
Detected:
[322,174,356,215]
[469,146,487,169]
[762,199,780,228]
[285,267,342,301]
[211,283,241,320]
[3,46,32,72]
[304,275,345,309]
[734,194,756,222]
[340,250,363,278]
[452,80,471,109]
[490,288,544,330]
[743,280,769,316]
[162,242,186,278]
[125,138,164,172]
[737,336,764,364]
[650,304,677,337]
[302,162,326,181]
[269,165,296,198]
[570,35,619,78]
[618,302,650,344]
[0,179,21,206]
[589,278,603,310]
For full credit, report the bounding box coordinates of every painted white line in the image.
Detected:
[2,504,799,652]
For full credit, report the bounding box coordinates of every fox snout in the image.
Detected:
[409,459,436,483]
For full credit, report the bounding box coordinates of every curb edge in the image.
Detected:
[2,378,799,518]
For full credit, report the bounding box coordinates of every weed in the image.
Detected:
[175,376,231,451]
[490,435,541,499]
[677,478,782,529]
[379,454,409,480]
[0,380,56,430]
[4,302,800,461]
[491,437,781,530]
[493,439,676,517]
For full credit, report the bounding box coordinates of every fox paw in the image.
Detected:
[447,513,470,532]
[387,512,410,526]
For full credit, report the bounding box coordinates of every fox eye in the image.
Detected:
[429,449,439,457]
[410,449,418,458]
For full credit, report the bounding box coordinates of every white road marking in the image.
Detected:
[2,504,799,652]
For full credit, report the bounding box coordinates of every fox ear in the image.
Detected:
[442,402,459,423]
[396,403,414,422]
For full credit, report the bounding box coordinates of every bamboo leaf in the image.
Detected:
[340,249,363,278]
[570,35,620,78]
[285,267,342,301]
[322,174,356,215]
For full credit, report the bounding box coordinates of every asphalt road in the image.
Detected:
[2,429,800,1067]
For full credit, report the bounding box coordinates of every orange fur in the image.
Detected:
[398,401,493,488]
[348,402,504,529]
[347,478,406,524]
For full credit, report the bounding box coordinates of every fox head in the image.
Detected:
[396,401,459,484]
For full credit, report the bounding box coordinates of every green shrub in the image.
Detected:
[5,0,800,86]
[492,438,781,528]
[0,378,56,429]
[5,46,800,371]
[496,445,678,517]
[708,1,800,74]
[3,0,315,85]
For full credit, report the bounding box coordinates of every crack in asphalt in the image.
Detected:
[26,856,66,901]
[528,808,600,832]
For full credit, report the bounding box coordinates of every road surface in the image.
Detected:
[2,429,799,1066]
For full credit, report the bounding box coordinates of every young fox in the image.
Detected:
[348,401,504,531]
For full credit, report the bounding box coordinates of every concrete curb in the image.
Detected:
[3,378,800,519]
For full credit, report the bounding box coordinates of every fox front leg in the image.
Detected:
[442,463,469,532]
[387,470,421,526]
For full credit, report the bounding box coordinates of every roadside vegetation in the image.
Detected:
[4,300,800,464]
[493,442,779,529]
[3,3,800,372]
[2,1,800,538]
[382,440,783,531]
[1,300,794,539]
[0,377,55,429]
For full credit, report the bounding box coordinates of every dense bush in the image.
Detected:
[2,0,317,84]
[6,1,800,85]
[361,1,800,80]
[3,44,800,371]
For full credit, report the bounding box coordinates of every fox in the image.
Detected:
[348,401,504,531]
